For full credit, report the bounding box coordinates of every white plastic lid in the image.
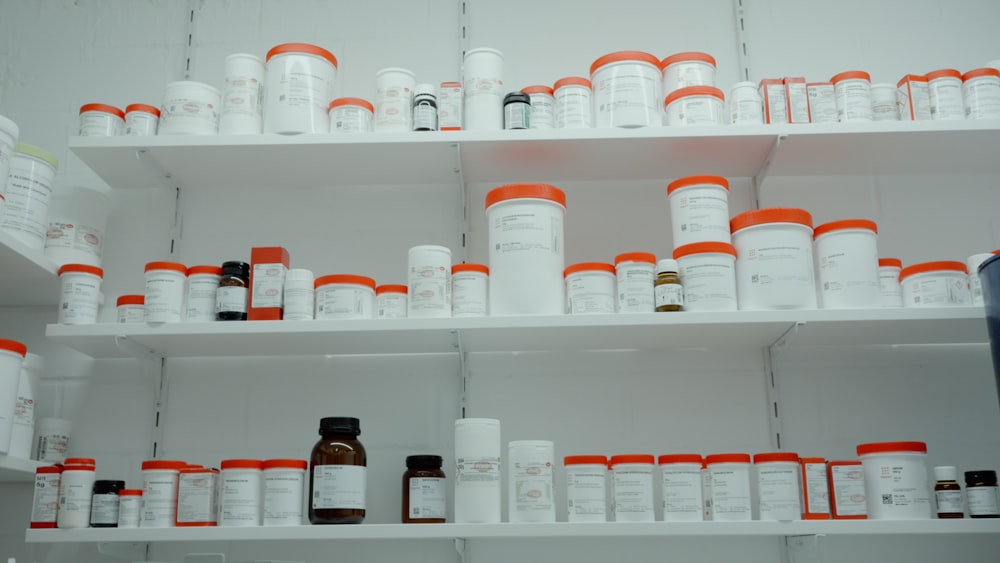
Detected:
[730,81,757,91]
[656,259,678,274]
[414,83,436,96]
[286,268,315,282]
[0,114,19,137]
[375,67,415,79]
[934,465,958,481]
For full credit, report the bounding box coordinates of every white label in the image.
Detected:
[13,384,34,426]
[504,102,530,129]
[935,489,964,514]
[89,493,119,525]
[830,465,867,516]
[673,189,731,243]
[616,264,655,313]
[31,472,61,523]
[710,466,752,521]
[283,283,315,320]
[216,286,248,314]
[667,96,722,125]
[223,75,263,119]
[141,474,179,527]
[177,472,217,524]
[835,80,872,122]
[868,461,930,514]
[331,106,373,133]
[761,83,787,123]
[375,84,413,129]
[408,477,446,519]
[566,468,606,521]
[512,459,554,514]
[264,470,305,525]
[452,273,488,317]
[677,259,736,310]
[45,219,104,257]
[58,472,94,522]
[905,275,971,307]
[315,285,374,319]
[528,94,554,129]
[220,471,261,525]
[555,86,592,128]
[662,468,704,521]
[757,464,801,520]
[968,486,999,516]
[612,466,654,521]
[79,114,122,136]
[162,94,219,125]
[185,276,219,321]
[703,469,713,520]
[312,465,366,510]
[118,496,142,528]
[145,274,185,321]
[654,283,684,308]
[456,456,501,487]
[412,103,438,131]
[592,63,661,127]
[929,79,964,120]
[970,274,985,306]
[964,78,1000,119]
[437,84,463,129]
[879,268,904,307]
[35,432,70,463]
[377,293,407,319]
[807,84,837,123]
[408,263,450,314]
[2,160,54,246]
[58,275,100,324]
[118,305,144,324]
[566,272,615,314]
[125,112,158,136]
[252,263,286,308]
[804,463,830,514]
[785,82,810,123]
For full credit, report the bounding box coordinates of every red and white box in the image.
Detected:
[897,74,931,121]
[759,79,787,124]
[827,460,867,519]
[806,82,837,123]
[784,77,809,123]
[249,246,290,321]
[438,81,463,130]
[800,457,830,519]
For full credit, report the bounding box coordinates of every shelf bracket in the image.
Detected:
[98,542,148,561]
[765,321,805,451]
[769,320,806,360]
[454,537,467,563]
[753,134,787,207]
[453,330,470,418]
[786,534,825,563]
[114,335,168,459]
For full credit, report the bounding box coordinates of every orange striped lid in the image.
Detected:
[899,261,967,280]
[590,51,660,75]
[116,294,144,307]
[667,175,729,194]
[80,103,125,119]
[962,68,1000,81]
[486,184,566,209]
[926,68,962,81]
[376,284,408,295]
[329,97,374,113]
[614,252,656,265]
[58,263,104,278]
[266,43,338,68]
[452,263,489,275]
[554,76,592,90]
[315,274,377,290]
[664,86,725,106]
[673,242,737,260]
[522,85,554,96]
[831,70,871,83]
[660,51,716,69]
[878,258,902,268]
[813,219,878,239]
[730,208,813,232]
[125,104,161,117]
[564,262,616,277]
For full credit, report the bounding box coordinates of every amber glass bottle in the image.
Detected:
[933,466,964,518]
[309,417,366,524]
[402,455,446,523]
[216,261,250,321]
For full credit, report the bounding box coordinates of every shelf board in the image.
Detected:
[0,455,46,482]
[44,308,987,359]
[0,231,60,306]
[24,519,1000,544]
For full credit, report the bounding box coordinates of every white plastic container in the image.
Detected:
[329,98,374,133]
[44,184,112,267]
[831,70,873,122]
[590,51,662,128]
[452,263,489,317]
[158,81,221,135]
[731,208,816,310]
[927,68,965,121]
[117,489,142,528]
[124,104,160,136]
[454,418,501,523]
[220,53,265,134]
[565,262,616,314]
[0,114,19,194]
[554,77,593,129]
[857,441,931,519]
[667,175,731,246]
[664,86,725,126]
[408,245,452,318]
[264,43,338,134]
[706,453,752,521]
[1,143,59,250]
[730,81,764,124]
[78,103,124,136]
[374,67,416,132]
[897,74,932,121]
[967,252,995,306]
[508,440,555,523]
[463,48,505,131]
[376,284,408,319]
[661,52,717,94]
[659,454,705,522]
[0,338,27,454]
[962,68,1000,120]
[184,265,222,322]
[878,258,904,308]
[807,82,838,123]
[754,452,801,521]
[314,274,375,319]
[614,252,656,313]
[117,294,145,323]
[8,351,40,459]
[283,268,315,321]
[523,85,554,129]
[34,417,71,463]
[176,466,218,526]
[813,219,881,309]
[29,465,61,529]
[220,459,263,527]
[144,261,188,323]
[673,242,739,312]
[263,458,307,526]
[900,261,971,308]
[870,83,900,121]
[564,455,607,522]
[486,184,566,315]
[56,458,96,529]
[141,459,185,528]
[57,264,104,325]
[610,454,655,522]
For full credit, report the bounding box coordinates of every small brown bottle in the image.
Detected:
[654,259,684,312]
[966,470,1000,518]
[309,417,367,524]
[933,466,964,518]
[216,261,250,321]
[402,455,446,523]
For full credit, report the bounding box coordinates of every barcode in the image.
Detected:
[881,494,893,505]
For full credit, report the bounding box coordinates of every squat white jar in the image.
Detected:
[831,70,873,122]
[564,455,608,522]
[263,459,307,526]
[508,440,556,523]
[124,104,160,136]
[731,208,816,310]
[729,81,764,125]
[673,242,738,311]
[870,83,900,121]
[57,264,104,325]
[1,143,58,251]
[374,67,416,132]
[141,459,185,528]
[857,441,931,519]
[900,261,971,307]
[610,454,655,522]
[659,454,705,522]
[962,68,1000,120]
[661,51,717,94]
[220,459,263,527]
[813,219,881,309]
[486,184,566,315]
[408,245,452,318]
[614,252,656,313]
[463,48,505,131]
[878,258,904,308]
[927,68,966,121]
[664,86,725,126]
[452,263,489,317]
[523,85,555,129]
[264,43,338,134]
[329,98,374,133]
[454,418,502,523]
[754,452,802,521]
[144,261,188,323]
[184,265,222,322]
[78,103,124,136]
[590,51,662,128]
[0,114,20,194]
[314,274,376,319]
[376,284,408,319]
[283,268,315,321]
[706,453,752,521]
[565,262,616,314]
[56,458,96,529]
[159,81,221,135]
[554,77,593,129]
[667,175,732,246]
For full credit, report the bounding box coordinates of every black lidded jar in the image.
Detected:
[90,479,126,527]
[216,260,250,321]
[309,417,367,524]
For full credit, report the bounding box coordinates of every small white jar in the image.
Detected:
[857,441,931,519]
[706,453,752,521]
[553,77,593,129]
[673,242,738,312]
[263,459,307,526]
[878,258,904,308]
[729,81,764,125]
[56,458,96,529]
[962,68,1000,120]
[667,175,732,246]
[609,454,655,522]
[564,262,616,314]
[117,489,142,528]
[614,252,656,313]
[660,51,717,94]
[116,294,145,324]
[283,268,315,320]
[564,455,607,522]
[124,104,160,136]
[664,86,725,126]
[831,70,873,122]
[141,459,185,528]
[57,264,104,325]
[314,274,376,319]
[220,459,263,527]
[78,104,124,136]
[659,454,705,522]
[927,68,966,121]
[754,452,802,521]
[901,261,971,307]
[508,440,556,523]
[328,98,374,133]
[144,261,188,323]
[452,263,489,317]
[159,81,221,135]
[376,284,408,319]
[870,83,900,121]
[184,264,222,322]
[523,85,555,129]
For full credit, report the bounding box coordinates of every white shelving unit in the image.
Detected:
[0,230,60,307]
[0,454,46,482]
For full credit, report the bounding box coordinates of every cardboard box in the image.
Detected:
[784,77,809,123]
[438,81,463,130]
[249,246,289,321]
[800,457,831,519]
[759,79,787,124]
[807,82,837,123]
[897,74,931,121]
[827,460,867,519]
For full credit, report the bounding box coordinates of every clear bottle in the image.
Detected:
[412,83,438,132]
[966,470,1000,518]
[309,417,366,524]
[216,261,250,321]
[654,259,684,312]
[402,455,446,523]
[933,465,964,518]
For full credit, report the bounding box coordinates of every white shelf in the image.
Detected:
[44,308,987,359]
[24,520,1000,544]
[68,122,1000,191]
[0,231,60,307]
[0,454,46,482]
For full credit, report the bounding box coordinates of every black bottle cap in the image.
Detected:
[93,480,126,494]
[504,91,530,105]
[221,261,250,277]
[406,455,443,468]
[965,470,998,483]
[319,417,361,436]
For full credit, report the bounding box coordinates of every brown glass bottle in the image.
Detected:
[216,261,250,321]
[966,470,1000,518]
[402,455,446,523]
[309,417,366,524]
[654,259,683,312]
[933,466,964,518]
